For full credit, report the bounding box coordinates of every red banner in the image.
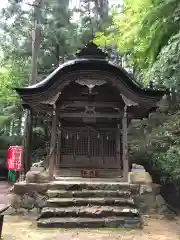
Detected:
[6,146,23,171]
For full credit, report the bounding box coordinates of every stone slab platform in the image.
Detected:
[13,178,140,196]
[48,180,140,194]
[47,189,131,198]
[40,206,139,219]
[36,179,141,229]
[47,197,135,208]
[37,216,142,228]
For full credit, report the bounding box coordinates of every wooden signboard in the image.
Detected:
[81,169,97,178]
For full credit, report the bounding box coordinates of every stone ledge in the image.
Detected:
[48,181,140,194]
[37,217,142,228]
[128,172,152,184]
[40,206,140,218]
[139,183,161,195]
[47,189,131,198]
[47,197,135,208]
[13,182,50,196]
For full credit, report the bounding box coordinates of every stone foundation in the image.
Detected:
[37,180,142,228]
[13,182,49,195]
[7,168,174,223]
[8,169,50,213]
[9,182,49,213]
[128,169,173,218]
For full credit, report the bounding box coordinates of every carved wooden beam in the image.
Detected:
[58,112,129,118]
[121,94,138,106]
[59,124,120,130]
[59,101,121,109]
[41,92,61,105]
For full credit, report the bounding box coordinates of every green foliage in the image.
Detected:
[78,0,112,46]
[0,59,28,132]
[0,0,80,70]
[95,0,153,70]
[130,111,180,187]
[152,113,180,185]
[153,147,180,184]
[0,0,32,59]
[95,0,180,81]
[40,0,80,68]
[0,59,27,160]
[145,31,180,89]
[139,0,180,64]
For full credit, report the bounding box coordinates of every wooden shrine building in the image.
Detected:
[15,43,165,181]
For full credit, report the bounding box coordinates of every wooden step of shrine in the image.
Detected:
[37,179,142,229]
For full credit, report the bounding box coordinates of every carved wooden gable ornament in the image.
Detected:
[76,41,108,59]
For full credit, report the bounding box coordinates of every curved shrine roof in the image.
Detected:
[14,42,166,118]
[15,58,165,97]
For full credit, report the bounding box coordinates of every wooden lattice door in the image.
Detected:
[60,127,118,168]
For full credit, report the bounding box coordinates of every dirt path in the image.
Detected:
[0,181,11,204]
[2,215,180,240]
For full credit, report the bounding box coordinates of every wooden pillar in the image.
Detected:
[22,109,33,175]
[116,124,121,169]
[122,105,129,182]
[48,108,57,181]
[56,122,62,167]
[0,215,4,239]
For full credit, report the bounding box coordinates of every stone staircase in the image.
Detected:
[37,179,142,228]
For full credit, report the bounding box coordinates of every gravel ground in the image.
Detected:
[0,181,11,204]
[1,215,180,240]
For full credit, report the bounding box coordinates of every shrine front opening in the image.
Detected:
[58,126,120,176]
[15,42,165,181]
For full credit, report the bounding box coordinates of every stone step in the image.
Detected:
[47,190,131,199]
[37,216,141,228]
[47,197,135,208]
[48,181,139,194]
[40,206,140,219]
